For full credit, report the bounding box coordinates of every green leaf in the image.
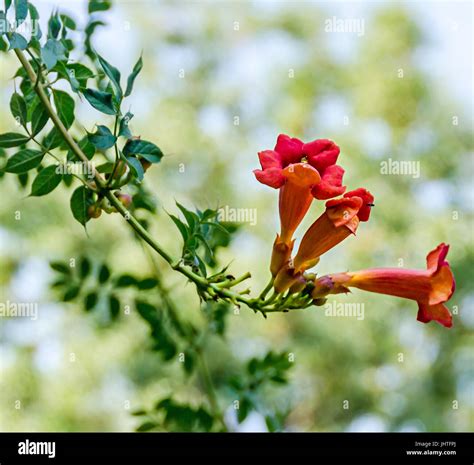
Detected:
[137,278,158,290]
[70,185,93,226]
[88,0,111,13]
[109,294,120,319]
[30,165,62,196]
[4,149,44,173]
[88,125,116,150]
[82,88,116,115]
[123,139,163,163]
[8,32,28,50]
[123,155,144,181]
[50,261,71,274]
[42,127,63,150]
[30,101,50,136]
[10,93,27,127]
[97,52,122,100]
[84,292,98,311]
[53,89,75,129]
[47,11,61,39]
[115,274,137,287]
[63,285,80,302]
[5,0,12,12]
[118,112,133,138]
[136,421,157,432]
[67,136,95,161]
[66,63,94,90]
[14,0,27,23]
[60,14,76,30]
[0,132,29,148]
[79,256,91,278]
[125,55,143,97]
[98,264,110,283]
[41,39,66,70]
[168,214,188,242]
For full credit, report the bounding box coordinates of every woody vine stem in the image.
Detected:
[13,46,318,317]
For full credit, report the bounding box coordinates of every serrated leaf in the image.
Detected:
[0,132,29,148]
[97,52,122,100]
[30,101,50,136]
[82,88,116,115]
[70,185,93,226]
[88,125,116,150]
[30,165,62,196]
[4,149,44,173]
[53,89,75,129]
[122,139,163,163]
[10,93,27,127]
[125,55,143,97]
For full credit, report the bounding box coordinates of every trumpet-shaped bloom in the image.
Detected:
[255,134,347,276]
[311,243,455,328]
[273,189,373,292]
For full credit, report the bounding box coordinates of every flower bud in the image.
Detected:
[87,204,102,219]
[115,192,132,208]
[289,275,307,294]
[270,235,294,276]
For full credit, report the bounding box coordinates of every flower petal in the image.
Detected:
[253,168,285,189]
[303,139,340,172]
[311,165,346,200]
[344,188,374,222]
[325,196,363,227]
[274,134,304,166]
[282,163,321,188]
[417,303,453,328]
[258,150,283,170]
[426,243,450,273]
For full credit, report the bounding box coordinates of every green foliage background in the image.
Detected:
[0,0,472,432]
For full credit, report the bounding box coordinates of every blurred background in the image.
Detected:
[0,0,473,432]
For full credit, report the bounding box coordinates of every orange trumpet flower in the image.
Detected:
[312,243,455,328]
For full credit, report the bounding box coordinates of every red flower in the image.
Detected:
[312,243,455,328]
[254,134,346,200]
[254,134,347,275]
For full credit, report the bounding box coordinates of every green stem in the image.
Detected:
[13,47,313,317]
